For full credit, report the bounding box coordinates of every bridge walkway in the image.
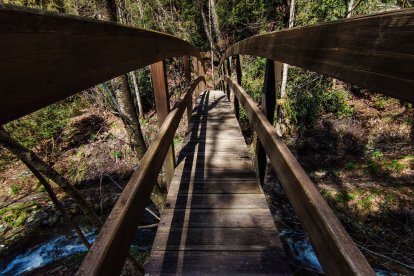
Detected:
[146,90,290,275]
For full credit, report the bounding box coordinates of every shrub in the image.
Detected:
[5,95,90,150]
[322,89,354,117]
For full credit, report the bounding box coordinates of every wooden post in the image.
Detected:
[255,59,276,185]
[199,60,205,93]
[150,61,175,189]
[183,55,192,128]
[234,55,242,120]
[192,57,200,101]
[226,57,231,100]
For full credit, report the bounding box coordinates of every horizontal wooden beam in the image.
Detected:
[223,75,375,276]
[220,9,414,102]
[77,76,205,276]
[0,4,202,124]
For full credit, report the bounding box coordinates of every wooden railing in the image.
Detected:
[218,8,413,276]
[0,4,205,275]
[2,3,413,276]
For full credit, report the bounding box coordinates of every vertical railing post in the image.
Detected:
[192,57,200,101]
[255,59,276,185]
[226,57,232,100]
[220,65,225,90]
[183,55,192,128]
[150,61,176,189]
[234,55,242,120]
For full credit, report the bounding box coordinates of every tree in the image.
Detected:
[95,0,147,159]
[276,0,296,136]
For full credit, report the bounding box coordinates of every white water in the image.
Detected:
[0,228,96,275]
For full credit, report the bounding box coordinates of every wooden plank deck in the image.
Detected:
[146,90,290,275]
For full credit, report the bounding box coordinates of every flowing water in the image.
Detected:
[0,226,155,275]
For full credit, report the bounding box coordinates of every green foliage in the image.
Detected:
[241,57,266,104]
[365,159,380,174]
[136,68,155,113]
[359,194,374,210]
[5,95,90,149]
[372,149,383,159]
[0,202,39,228]
[344,162,358,170]
[286,69,330,131]
[335,189,355,205]
[9,184,22,195]
[385,159,404,173]
[322,89,354,117]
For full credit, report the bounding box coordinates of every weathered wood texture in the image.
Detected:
[77,77,205,276]
[0,5,202,124]
[146,90,290,275]
[150,61,176,189]
[223,76,375,275]
[183,55,192,127]
[220,9,414,102]
[234,55,241,120]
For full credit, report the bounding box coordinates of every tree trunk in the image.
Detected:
[130,71,144,118]
[197,0,220,59]
[0,126,101,226]
[22,159,91,248]
[95,0,147,159]
[111,75,147,157]
[209,0,223,48]
[276,0,295,136]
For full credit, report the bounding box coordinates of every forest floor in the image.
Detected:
[0,98,191,274]
[241,90,414,275]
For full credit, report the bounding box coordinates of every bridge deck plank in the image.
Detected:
[146,90,289,275]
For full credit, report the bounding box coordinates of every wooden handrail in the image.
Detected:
[219,8,414,102]
[77,76,205,276]
[223,75,375,275]
[0,4,203,124]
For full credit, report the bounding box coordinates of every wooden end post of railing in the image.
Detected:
[226,57,232,101]
[184,55,192,127]
[234,55,241,120]
[192,57,200,101]
[150,61,176,189]
[77,76,205,276]
[255,59,276,185]
[223,75,374,275]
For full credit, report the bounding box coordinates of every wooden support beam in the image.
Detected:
[192,57,200,101]
[150,61,175,189]
[255,59,275,185]
[234,55,241,120]
[78,76,205,276]
[183,55,192,128]
[0,5,202,124]
[223,75,375,276]
[226,57,232,101]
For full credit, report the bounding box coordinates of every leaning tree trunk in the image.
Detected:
[0,126,101,226]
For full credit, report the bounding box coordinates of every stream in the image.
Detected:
[0,227,397,275]
[0,226,156,275]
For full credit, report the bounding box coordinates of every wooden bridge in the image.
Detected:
[1,4,413,275]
